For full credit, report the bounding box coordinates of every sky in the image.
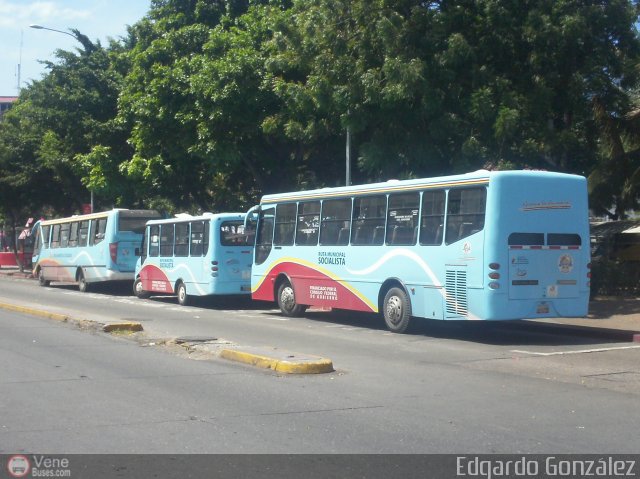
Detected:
[0,0,151,96]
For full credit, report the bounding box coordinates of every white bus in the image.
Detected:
[133,213,254,305]
[250,170,591,332]
[32,209,161,291]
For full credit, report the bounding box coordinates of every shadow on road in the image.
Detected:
[302,309,628,348]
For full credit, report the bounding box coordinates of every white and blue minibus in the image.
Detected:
[133,213,254,305]
[249,170,591,333]
[32,209,161,291]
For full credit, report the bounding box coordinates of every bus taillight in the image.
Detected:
[211,260,219,277]
[109,243,118,263]
[488,263,500,289]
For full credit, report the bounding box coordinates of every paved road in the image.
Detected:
[0,276,639,454]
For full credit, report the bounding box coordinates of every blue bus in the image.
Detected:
[134,213,254,305]
[32,209,161,291]
[249,170,591,332]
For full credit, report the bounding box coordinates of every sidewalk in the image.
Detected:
[1,266,638,340]
[0,266,31,278]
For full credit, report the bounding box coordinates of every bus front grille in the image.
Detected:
[445,269,468,318]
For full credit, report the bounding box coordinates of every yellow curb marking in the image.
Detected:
[220,348,334,374]
[0,302,69,322]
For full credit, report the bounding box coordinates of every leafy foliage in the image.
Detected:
[1,0,640,219]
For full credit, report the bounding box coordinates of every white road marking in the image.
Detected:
[511,345,640,356]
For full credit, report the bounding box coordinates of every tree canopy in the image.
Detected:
[1,0,640,220]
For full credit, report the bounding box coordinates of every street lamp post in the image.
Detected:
[29,24,77,40]
[29,24,93,213]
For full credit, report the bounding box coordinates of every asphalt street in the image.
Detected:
[0,275,639,454]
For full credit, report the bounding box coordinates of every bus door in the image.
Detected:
[218,220,253,290]
[508,233,582,307]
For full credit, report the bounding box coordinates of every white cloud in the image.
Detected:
[0,1,90,28]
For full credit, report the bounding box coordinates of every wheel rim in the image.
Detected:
[179,285,186,302]
[386,295,403,325]
[135,280,143,294]
[280,286,296,312]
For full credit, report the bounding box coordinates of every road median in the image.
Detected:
[220,346,334,374]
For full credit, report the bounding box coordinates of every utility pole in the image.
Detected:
[17,30,23,93]
[346,125,351,186]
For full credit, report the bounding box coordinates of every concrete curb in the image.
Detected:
[0,300,331,373]
[0,301,69,322]
[220,347,334,374]
[0,301,143,334]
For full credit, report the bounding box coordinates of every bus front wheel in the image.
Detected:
[383,287,412,333]
[277,281,307,317]
[133,278,151,299]
[37,268,50,287]
[176,282,190,306]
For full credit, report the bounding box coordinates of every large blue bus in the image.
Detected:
[249,170,591,333]
[32,209,161,291]
[134,213,254,305]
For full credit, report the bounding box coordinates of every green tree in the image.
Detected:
[118,0,260,210]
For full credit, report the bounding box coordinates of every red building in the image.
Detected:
[0,96,18,121]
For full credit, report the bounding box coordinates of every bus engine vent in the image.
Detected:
[445,269,468,318]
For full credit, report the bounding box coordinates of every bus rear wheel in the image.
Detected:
[78,270,90,293]
[277,281,307,317]
[133,278,151,299]
[176,281,190,306]
[383,287,412,333]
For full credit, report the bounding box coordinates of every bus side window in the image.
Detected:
[320,198,352,246]
[79,221,89,246]
[387,192,419,245]
[51,225,61,248]
[190,221,204,256]
[68,222,79,247]
[445,187,486,245]
[91,218,107,245]
[149,225,160,257]
[420,190,445,246]
[42,226,51,249]
[175,223,189,257]
[296,201,320,246]
[160,224,175,257]
[256,207,275,265]
[352,195,386,245]
[202,220,210,256]
[60,223,70,248]
[274,203,296,246]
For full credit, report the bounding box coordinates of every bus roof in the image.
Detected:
[259,170,583,204]
[144,212,246,226]
[39,209,160,226]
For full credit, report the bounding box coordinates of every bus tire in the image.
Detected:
[37,268,50,287]
[78,270,90,293]
[176,281,190,306]
[277,281,307,317]
[383,287,412,333]
[133,278,151,299]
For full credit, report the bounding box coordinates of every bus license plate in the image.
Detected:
[536,303,550,314]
